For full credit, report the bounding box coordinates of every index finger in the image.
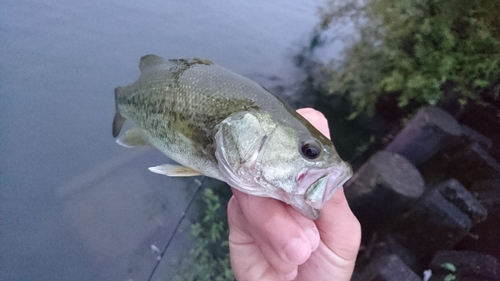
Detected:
[296,108,330,138]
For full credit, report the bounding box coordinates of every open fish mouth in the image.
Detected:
[300,164,352,210]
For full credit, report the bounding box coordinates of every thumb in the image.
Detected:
[316,187,361,262]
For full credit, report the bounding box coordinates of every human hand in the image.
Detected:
[227,108,361,281]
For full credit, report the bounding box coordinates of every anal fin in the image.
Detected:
[148,164,202,177]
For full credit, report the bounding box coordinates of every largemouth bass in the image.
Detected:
[112,54,352,219]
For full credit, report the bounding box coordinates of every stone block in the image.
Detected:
[446,143,500,187]
[471,179,500,214]
[372,235,421,273]
[385,106,461,166]
[395,189,472,259]
[429,250,500,281]
[345,151,424,233]
[352,254,421,281]
[460,125,492,151]
[436,179,488,224]
[458,102,500,163]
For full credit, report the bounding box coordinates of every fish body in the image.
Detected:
[113,54,352,219]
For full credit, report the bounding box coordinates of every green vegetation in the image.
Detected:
[172,185,234,281]
[352,135,375,158]
[318,0,500,117]
[440,262,457,281]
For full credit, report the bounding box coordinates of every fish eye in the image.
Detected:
[300,140,322,160]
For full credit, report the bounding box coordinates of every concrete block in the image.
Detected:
[460,125,492,151]
[458,102,500,163]
[395,189,472,259]
[345,151,424,233]
[386,106,461,166]
[372,235,421,273]
[352,254,421,281]
[446,143,500,187]
[457,181,500,263]
[429,250,500,281]
[471,179,500,214]
[436,179,488,224]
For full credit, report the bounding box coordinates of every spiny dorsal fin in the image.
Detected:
[139,54,164,72]
[193,57,213,65]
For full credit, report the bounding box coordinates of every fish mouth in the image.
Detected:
[300,163,352,210]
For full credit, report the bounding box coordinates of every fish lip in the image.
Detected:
[301,163,352,209]
[296,168,326,195]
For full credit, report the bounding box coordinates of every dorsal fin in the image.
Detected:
[139,54,164,72]
[193,57,213,65]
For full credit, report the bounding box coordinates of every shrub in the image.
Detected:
[318,0,500,117]
[172,186,234,281]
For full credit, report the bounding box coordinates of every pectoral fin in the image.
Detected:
[148,164,202,177]
[116,128,150,148]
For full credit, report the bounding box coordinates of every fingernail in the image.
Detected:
[305,227,320,251]
[282,237,309,264]
[283,267,298,280]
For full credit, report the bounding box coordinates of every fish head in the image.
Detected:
[215,110,352,219]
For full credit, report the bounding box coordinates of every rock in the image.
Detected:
[371,235,421,273]
[464,181,500,262]
[458,102,500,164]
[394,189,472,260]
[460,125,493,151]
[385,106,461,166]
[436,179,488,224]
[429,250,500,281]
[446,143,500,187]
[471,179,500,214]
[352,254,421,281]
[344,151,425,234]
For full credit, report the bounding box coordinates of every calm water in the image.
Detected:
[0,0,341,280]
